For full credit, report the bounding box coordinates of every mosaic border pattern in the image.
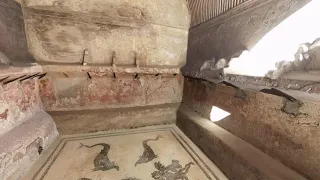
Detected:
[31,126,221,180]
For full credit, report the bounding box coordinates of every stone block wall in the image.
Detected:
[0,78,41,135]
[182,77,320,179]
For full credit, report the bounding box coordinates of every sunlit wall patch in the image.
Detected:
[210,106,231,122]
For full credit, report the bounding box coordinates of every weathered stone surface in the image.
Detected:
[41,64,181,75]
[20,0,189,66]
[182,77,320,179]
[21,0,189,29]
[0,66,58,179]
[177,105,307,180]
[0,0,34,63]
[39,75,183,111]
[0,79,42,136]
[50,103,179,135]
[0,111,58,180]
[185,0,310,75]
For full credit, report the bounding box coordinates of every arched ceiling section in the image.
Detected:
[184,0,311,78]
[187,0,250,27]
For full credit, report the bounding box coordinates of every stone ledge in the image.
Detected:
[177,105,307,180]
[22,0,190,30]
[41,64,181,76]
[49,103,180,135]
[183,73,320,103]
[0,64,42,77]
[0,111,58,180]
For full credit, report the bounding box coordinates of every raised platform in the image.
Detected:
[24,125,227,180]
[177,105,308,180]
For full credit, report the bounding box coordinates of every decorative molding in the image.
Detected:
[190,0,274,34]
[188,0,250,27]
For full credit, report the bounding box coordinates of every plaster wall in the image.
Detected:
[20,0,190,67]
[39,74,183,111]
[182,77,320,179]
[0,69,58,180]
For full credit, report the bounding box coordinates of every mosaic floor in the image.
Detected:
[24,125,227,180]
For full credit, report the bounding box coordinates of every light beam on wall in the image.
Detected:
[225,0,319,77]
[210,106,231,122]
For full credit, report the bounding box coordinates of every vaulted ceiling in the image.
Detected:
[187,0,250,27]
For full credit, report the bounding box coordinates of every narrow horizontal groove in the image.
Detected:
[48,103,181,115]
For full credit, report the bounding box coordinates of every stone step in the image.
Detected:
[177,105,308,180]
[49,103,180,135]
[0,111,58,180]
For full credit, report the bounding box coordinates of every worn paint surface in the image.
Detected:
[0,111,58,180]
[0,79,42,136]
[21,0,189,66]
[0,75,58,180]
[0,67,58,180]
[39,75,183,111]
[182,77,320,179]
[21,0,189,29]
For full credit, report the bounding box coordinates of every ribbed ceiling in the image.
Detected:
[188,0,250,27]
